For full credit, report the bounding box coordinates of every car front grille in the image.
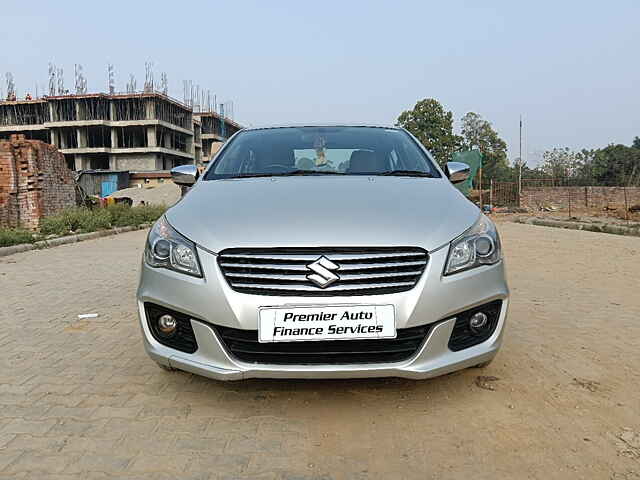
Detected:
[217,247,428,296]
[213,324,431,364]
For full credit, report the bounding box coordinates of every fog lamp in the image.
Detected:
[157,314,177,335]
[469,312,489,335]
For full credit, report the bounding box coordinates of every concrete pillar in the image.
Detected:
[48,102,55,122]
[111,128,117,149]
[109,101,116,121]
[77,128,87,148]
[75,100,81,121]
[109,154,117,170]
[50,130,58,147]
[186,133,193,156]
[74,155,83,171]
[147,126,156,147]
[145,100,155,120]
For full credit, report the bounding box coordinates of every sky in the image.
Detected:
[1,0,638,166]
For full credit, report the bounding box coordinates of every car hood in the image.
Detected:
[166,176,479,253]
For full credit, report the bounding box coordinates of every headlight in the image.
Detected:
[444,215,502,275]
[144,216,203,277]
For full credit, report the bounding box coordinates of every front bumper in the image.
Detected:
[137,245,509,380]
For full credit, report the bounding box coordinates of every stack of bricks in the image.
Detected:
[0,134,76,231]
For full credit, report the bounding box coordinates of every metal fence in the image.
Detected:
[488,178,640,222]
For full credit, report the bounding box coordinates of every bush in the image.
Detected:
[0,229,36,247]
[105,203,165,227]
[39,204,166,237]
[40,207,111,235]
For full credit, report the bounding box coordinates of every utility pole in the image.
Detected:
[518,115,523,198]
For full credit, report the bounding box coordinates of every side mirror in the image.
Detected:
[171,164,199,186]
[445,162,470,184]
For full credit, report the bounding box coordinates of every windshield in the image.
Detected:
[204,126,441,180]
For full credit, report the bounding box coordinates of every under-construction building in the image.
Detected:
[195,110,236,161]
[0,92,241,171]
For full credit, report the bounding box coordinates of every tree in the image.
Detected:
[632,136,640,149]
[396,99,462,165]
[539,148,584,180]
[460,112,509,183]
[591,144,640,186]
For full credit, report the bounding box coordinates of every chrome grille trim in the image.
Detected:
[221,251,424,262]
[218,260,428,271]
[225,270,424,282]
[217,247,428,296]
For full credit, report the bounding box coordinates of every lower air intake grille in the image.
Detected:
[213,324,431,365]
[217,247,428,296]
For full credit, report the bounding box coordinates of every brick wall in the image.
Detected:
[520,186,640,210]
[0,134,76,230]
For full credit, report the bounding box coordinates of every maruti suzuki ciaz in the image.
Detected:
[137,125,509,380]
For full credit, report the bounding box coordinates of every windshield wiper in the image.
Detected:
[379,170,435,177]
[277,170,343,176]
[223,170,343,180]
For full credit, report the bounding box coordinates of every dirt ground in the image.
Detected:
[110,183,181,207]
[0,222,639,479]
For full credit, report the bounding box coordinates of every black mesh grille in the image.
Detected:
[145,303,198,354]
[213,324,431,365]
[217,247,428,296]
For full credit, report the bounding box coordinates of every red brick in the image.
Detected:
[0,135,75,230]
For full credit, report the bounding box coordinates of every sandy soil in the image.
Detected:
[0,222,638,479]
[110,182,181,206]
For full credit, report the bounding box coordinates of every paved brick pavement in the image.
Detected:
[0,223,639,479]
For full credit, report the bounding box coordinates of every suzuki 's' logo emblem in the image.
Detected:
[306,256,339,288]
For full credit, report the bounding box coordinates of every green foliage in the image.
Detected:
[39,204,166,236]
[534,144,640,186]
[0,229,36,247]
[540,147,585,178]
[106,203,166,227]
[396,98,462,165]
[460,112,509,184]
[0,204,166,248]
[40,207,111,236]
[396,98,638,187]
[590,144,640,186]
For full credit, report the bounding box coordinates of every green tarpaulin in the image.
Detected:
[450,150,482,196]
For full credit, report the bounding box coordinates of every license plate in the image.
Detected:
[258,305,396,343]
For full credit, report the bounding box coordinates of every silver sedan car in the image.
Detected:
[137,125,509,380]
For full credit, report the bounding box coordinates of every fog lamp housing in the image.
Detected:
[144,303,198,354]
[448,300,502,351]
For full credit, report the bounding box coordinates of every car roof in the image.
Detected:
[240,123,401,131]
